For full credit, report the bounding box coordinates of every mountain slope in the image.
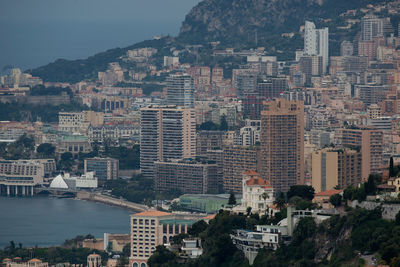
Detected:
[27,38,170,84]
[28,0,394,83]
[178,0,389,44]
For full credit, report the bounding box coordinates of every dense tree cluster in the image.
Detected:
[0,134,35,160]
[0,239,107,265]
[147,208,400,267]
[0,101,90,123]
[103,174,180,204]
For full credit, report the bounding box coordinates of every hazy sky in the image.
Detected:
[0,0,202,70]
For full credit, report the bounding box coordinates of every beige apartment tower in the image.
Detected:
[260,99,304,193]
[140,106,196,180]
[337,127,383,180]
[312,148,362,193]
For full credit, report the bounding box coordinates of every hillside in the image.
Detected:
[27,38,172,84]
[147,208,400,266]
[28,0,396,83]
[178,0,390,44]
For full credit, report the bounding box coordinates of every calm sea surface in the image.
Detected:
[0,196,132,248]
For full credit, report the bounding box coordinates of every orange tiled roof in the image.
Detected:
[243,170,259,175]
[203,214,216,220]
[246,177,272,188]
[28,259,42,263]
[315,189,343,197]
[133,210,171,217]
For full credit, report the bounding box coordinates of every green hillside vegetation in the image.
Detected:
[148,208,400,267]
[0,101,90,123]
[0,238,107,265]
[27,38,172,83]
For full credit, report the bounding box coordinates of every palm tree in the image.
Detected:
[273,193,286,211]
[261,192,270,213]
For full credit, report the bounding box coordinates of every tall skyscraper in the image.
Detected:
[140,106,196,180]
[361,14,384,41]
[260,99,305,193]
[304,21,329,74]
[166,74,194,107]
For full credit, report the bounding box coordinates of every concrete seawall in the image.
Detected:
[76,191,148,212]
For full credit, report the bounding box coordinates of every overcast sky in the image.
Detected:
[0,0,200,22]
[0,0,201,70]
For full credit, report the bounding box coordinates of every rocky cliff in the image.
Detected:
[179,0,387,44]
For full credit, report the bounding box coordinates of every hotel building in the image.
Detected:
[129,210,208,267]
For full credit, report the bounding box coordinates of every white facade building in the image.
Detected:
[239,171,275,214]
[50,172,98,190]
[304,21,329,74]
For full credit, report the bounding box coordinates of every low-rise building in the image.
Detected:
[231,206,331,264]
[178,194,233,213]
[181,238,203,259]
[154,159,219,194]
[50,172,98,190]
[87,124,140,145]
[82,233,130,253]
[387,177,400,192]
[235,171,275,214]
[87,254,101,267]
[56,134,91,159]
[312,189,343,209]
[84,157,119,182]
[58,111,104,134]
[0,159,55,196]
[129,210,209,267]
[4,258,48,267]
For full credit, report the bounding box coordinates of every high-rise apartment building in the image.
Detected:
[196,130,225,157]
[361,14,384,41]
[140,106,196,180]
[299,55,323,85]
[260,99,305,193]
[223,146,261,193]
[165,74,194,107]
[312,148,362,193]
[337,127,383,180]
[304,21,329,73]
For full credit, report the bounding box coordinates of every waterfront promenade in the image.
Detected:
[76,191,148,212]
